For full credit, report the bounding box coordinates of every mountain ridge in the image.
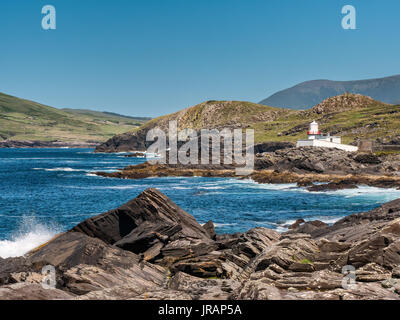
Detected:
[260,74,400,109]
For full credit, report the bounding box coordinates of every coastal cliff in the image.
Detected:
[1,188,400,300]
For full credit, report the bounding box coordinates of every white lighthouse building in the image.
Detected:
[296,121,358,152]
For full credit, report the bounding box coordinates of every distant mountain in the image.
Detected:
[259,74,400,109]
[0,92,148,143]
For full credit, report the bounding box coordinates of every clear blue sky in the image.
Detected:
[1,0,399,117]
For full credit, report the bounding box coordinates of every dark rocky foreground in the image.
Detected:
[1,188,400,300]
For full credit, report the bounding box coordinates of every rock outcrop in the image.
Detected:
[71,188,214,266]
[95,146,400,189]
[255,147,400,175]
[2,189,400,300]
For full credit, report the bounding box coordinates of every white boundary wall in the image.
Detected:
[296,139,358,152]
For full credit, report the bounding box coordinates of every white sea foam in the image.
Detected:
[273,215,344,233]
[0,217,60,258]
[85,173,98,177]
[301,185,400,202]
[198,186,224,190]
[103,185,139,190]
[33,167,87,172]
[45,167,84,172]
[213,223,238,227]
[220,178,298,190]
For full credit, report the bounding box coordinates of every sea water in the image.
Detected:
[1,148,400,258]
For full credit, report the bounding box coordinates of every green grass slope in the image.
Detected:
[62,108,151,125]
[0,92,147,142]
[129,100,287,133]
[253,93,399,144]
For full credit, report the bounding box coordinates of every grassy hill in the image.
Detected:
[62,108,151,125]
[254,93,399,144]
[96,93,400,152]
[134,100,286,132]
[260,74,400,110]
[0,92,148,143]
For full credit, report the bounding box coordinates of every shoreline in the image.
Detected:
[94,162,400,190]
[0,140,99,149]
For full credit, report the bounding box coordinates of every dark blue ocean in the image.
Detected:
[1,148,400,258]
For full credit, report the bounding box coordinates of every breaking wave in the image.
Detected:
[0,216,60,258]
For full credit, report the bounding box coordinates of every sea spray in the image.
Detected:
[0,216,60,258]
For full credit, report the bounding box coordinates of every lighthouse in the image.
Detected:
[307,121,321,140]
[296,121,358,152]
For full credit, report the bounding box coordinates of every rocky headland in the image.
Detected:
[0,140,99,148]
[95,146,400,190]
[94,94,400,154]
[1,188,400,300]
[92,93,400,189]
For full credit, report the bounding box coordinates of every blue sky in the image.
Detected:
[0,0,399,117]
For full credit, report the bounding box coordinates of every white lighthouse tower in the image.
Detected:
[307,121,321,140]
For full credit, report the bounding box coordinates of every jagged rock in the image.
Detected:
[297,181,313,187]
[255,147,359,174]
[393,266,400,278]
[311,199,400,242]
[0,257,31,285]
[354,153,381,164]
[356,263,391,282]
[168,272,240,300]
[253,142,294,154]
[26,231,167,296]
[124,152,145,158]
[337,283,400,300]
[288,262,315,272]
[95,129,149,153]
[203,221,217,240]
[131,290,193,300]
[287,220,328,234]
[288,219,305,229]
[307,181,358,192]
[8,272,43,284]
[0,283,74,300]
[254,235,318,272]
[232,281,283,300]
[77,286,192,300]
[72,188,213,265]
